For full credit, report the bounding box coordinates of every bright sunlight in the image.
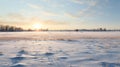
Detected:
[32,23,42,30]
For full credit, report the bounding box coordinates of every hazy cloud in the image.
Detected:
[27,3,42,9]
[71,0,108,6]
[43,20,68,25]
[64,7,96,18]
[65,0,110,18]
[42,11,57,16]
[64,13,79,18]
[7,13,26,20]
[0,12,66,25]
[4,13,43,23]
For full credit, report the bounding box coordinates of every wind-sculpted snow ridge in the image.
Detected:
[0,32,120,41]
[0,32,120,67]
[0,39,120,67]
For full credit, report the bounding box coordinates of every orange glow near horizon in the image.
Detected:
[32,23,42,30]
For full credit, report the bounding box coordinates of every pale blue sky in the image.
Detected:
[0,0,120,30]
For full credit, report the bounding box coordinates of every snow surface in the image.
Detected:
[0,32,120,67]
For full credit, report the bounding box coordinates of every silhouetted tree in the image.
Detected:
[0,25,23,32]
[75,29,79,32]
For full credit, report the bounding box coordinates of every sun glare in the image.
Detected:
[32,23,42,30]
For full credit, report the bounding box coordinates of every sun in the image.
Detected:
[32,23,42,30]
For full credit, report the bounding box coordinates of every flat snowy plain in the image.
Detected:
[0,31,120,67]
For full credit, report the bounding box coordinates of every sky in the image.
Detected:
[0,0,120,30]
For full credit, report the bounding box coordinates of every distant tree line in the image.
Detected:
[0,25,23,32]
[0,25,120,32]
[0,25,48,32]
[75,28,107,31]
[75,28,120,32]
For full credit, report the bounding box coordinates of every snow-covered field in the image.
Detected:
[0,32,120,67]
